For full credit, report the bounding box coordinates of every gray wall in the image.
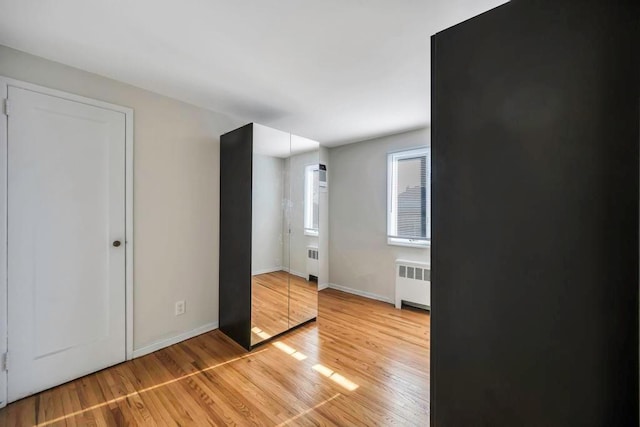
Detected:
[251,154,284,274]
[328,128,430,302]
[0,45,243,352]
[319,146,330,288]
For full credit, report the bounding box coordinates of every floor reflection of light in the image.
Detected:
[312,364,333,377]
[312,364,359,391]
[276,393,341,426]
[251,326,272,340]
[35,349,269,426]
[272,341,308,360]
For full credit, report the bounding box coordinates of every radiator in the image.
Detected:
[395,259,430,310]
[306,246,319,279]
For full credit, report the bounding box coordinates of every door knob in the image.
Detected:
[113,240,122,247]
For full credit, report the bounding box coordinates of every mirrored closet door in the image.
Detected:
[287,135,319,328]
[219,123,320,351]
[250,125,291,346]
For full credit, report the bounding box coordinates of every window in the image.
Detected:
[387,147,430,247]
[304,164,319,236]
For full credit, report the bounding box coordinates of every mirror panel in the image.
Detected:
[288,134,320,327]
[251,125,291,345]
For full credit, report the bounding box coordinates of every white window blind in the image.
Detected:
[387,147,430,247]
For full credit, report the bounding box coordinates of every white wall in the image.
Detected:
[0,45,244,353]
[328,128,430,302]
[319,146,330,288]
[252,154,284,274]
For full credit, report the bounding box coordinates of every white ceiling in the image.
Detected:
[0,0,507,146]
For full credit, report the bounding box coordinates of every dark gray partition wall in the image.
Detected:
[431,0,639,425]
[219,124,253,350]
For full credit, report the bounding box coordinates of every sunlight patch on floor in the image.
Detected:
[313,364,359,391]
[251,326,272,340]
[36,349,269,426]
[276,393,341,426]
[272,341,308,360]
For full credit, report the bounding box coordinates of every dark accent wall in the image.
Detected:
[431,0,639,425]
[219,123,253,350]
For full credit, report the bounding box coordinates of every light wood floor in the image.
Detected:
[252,271,318,345]
[0,289,430,426]
[251,272,290,341]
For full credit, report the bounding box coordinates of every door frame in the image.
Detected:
[0,76,134,408]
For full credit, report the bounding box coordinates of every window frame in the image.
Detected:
[387,147,430,248]
[304,163,319,237]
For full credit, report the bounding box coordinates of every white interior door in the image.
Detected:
[7,86,126,402]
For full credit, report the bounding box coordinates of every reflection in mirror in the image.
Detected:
[287,135,320,327]
[251,125,290,346]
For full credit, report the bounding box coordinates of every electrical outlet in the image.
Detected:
[175,300,186,316]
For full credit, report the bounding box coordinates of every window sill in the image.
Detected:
[387,238,430,249]
[304,229,319,237]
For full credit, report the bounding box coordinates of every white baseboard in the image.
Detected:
[252,266,283,275]
[292,270,307,279]
[318,283,329,291]
[254,266,308,279]
[281,267,307,279]
[327,283,393,304]
[132,321,219,359]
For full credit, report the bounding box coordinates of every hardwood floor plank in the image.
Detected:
[59,384,78,427]
[1,288,430,425]
[127,358,194,426]
[152,349,236,426]
[165,344,276,426]
[179,342,294,424]
[37,388,67,426]
[139,355,208,426]
[0,395,36,427]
